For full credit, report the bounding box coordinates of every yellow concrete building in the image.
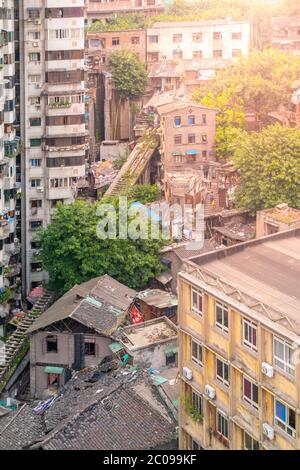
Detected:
[178,229,300,450]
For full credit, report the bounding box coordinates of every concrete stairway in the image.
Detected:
[0,290,54,388]
[105,128,158,197]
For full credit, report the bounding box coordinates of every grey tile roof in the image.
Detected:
[44,388,176,450]
[27,275,136,334]
[0,405,44,450]
[0,363,176,450]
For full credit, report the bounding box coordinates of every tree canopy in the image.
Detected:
[124,184,161,204]
[232,124,300,212]
[87,13,147,33]
[109,49,148,101]
[193,89,246,160]
[38,199,166,295]
[194,49,300,125]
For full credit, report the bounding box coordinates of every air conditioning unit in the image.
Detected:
[34,19,41,25]
[37,187,44,193]
[15,210,20,216]
[262,423,274,440]
[35,83,42,89]
[205,384,216,400]
[262,362,274,378]
[32,42,39,47]
[182,367,193,381]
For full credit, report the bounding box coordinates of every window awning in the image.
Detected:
[44,366,64,374]
[186,150,199,156]
[164,346,178,357]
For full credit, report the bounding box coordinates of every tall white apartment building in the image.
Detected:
[19,1,87,294]
[146,19,250,63]
[0,1,21,334]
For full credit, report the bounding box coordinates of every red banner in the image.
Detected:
[129,304,144,324]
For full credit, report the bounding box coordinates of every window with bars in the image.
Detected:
[244,432,259,450]
[243,377,259,410]
[216,358,229,387]
[273,336,294,376]
[191,288,202,315]
[274,399,296,439]
[243,319,257,351]
[215,301,229,333]
[191,338,202,366]
[216,410,229,440]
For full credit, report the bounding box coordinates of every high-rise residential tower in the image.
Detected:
[0,1,21,335]
[19,1,87,294]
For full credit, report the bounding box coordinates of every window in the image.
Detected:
[216,410,229,440]
[192,390,203,416]
[131,36,140,44]
[213,32,222,40]
[188,134,195,144]
[173,49,182,59]
[173,34,182,43]
[273,337,294,376]
[85,341,96,356]
[191,338,203,366]
[30,138,41,147]
[29,52,40,62]
[275,399,296,438]
[149,35,158,43]
[30,179,41,188]
[46,335,57,353]
[174,155,183,163]
[28,31,40,40]
[201,134,207,143]
[213,50,223,58]
[28,9,40,19]
[147,52,159,62]
[188,115,195,125]
[29,118,41,126]
[215,302,228,332]
[174,116,181,127]
[202,114,207,125]
[202,150,207,158]
[112,37,120,46]
[243,377,259,410]
[191,288,202,315]
[193,33,202,42]
[232,49,241,57]
[30,159,41,167]
[29,74,41,83]
[174,135,182,145]
[30,96,40,105]
[232,32,242,40]
[243,319,257,351]
[30,220,42,230]
[193,50,202,59]
[216,358,229,386]
[244,432,259,450]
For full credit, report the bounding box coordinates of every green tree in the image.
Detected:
[109,49,147,139]
[232,124,300,212]
[38,199,165,294]
[109,49,147,101]
[194,49,300,125]
[193,89,246,160]
[125,184,160,204]
[87,13,146,33]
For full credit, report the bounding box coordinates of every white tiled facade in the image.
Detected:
[147,19,250,62]
[19,1,87,293]
[0,1,21,332]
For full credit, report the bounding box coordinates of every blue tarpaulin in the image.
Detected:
[186,149,199,155]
